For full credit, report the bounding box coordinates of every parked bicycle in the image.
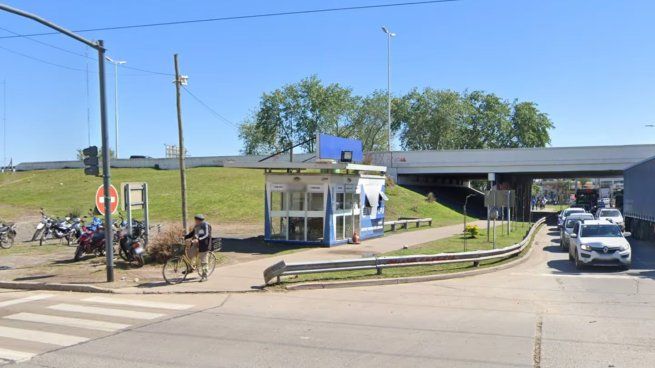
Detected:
[162,237,220,284]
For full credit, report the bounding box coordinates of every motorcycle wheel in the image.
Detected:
[118,247,129,262]
[73,245,84,261]
[131,253,145,268]
[0,236,13,249]
[31,228,43,242]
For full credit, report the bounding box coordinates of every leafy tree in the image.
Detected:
[350,91,391,152]
[239,75,357,154]
[460,91,513,149]
[509,102,553,147]
[394,88,463,150]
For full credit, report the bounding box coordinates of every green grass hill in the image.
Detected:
[0,168,468,227]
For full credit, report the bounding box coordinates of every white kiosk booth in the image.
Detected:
[226,161,388,246]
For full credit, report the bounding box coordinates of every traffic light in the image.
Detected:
[82,146,99,176]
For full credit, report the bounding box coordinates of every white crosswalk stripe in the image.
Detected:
[0,326,88,346]
[0,293,195,365]
[82,296,194,310]
[0,348,35,363]
[4,313,130,332]
[48,303,165,320]
[0,294,54,308]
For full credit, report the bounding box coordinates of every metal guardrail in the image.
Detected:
[263,217,546,284]
[384,217,432,231]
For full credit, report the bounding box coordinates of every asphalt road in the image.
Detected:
[3,224,655,368]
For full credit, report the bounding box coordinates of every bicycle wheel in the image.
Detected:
[198,252,217,278]
[163,257,189,285]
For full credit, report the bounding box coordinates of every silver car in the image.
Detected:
[557,207,586,228]
[560,213,595,250]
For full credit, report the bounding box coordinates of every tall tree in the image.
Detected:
[350,91,390,152]
[239,75,357,154]
[509,101,554,147]
[394,88,463,150]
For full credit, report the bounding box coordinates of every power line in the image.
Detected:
[0,44,88,72]
[0,25,90,59]
[0,0,462,39]
[0,26,174,76]
[182,86,240,130]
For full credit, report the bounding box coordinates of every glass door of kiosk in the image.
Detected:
[269,183,326,243]
[334,184,358,241]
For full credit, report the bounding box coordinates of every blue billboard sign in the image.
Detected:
[317,134,363,163]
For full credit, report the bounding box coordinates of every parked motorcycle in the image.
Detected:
[31,209,49,242]
[115,217,146,267]
[39,216,76,246]
[73,218,106,261]
[0,222,17,249]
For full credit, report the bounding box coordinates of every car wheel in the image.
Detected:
[574,252,584,270]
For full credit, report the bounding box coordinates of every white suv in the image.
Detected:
[596,208,625,230]
[569,220,631,270]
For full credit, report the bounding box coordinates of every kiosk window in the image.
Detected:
[289,192,305,211]
[270,217,286,239]
[270,192,286,211]
[308,192,324,211]
[336,192,345,210]
[288,217,305,241]
[336,216,345,240]
[307,218,324,241]
[345,192,355,210]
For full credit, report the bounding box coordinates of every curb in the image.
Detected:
[283,223,544,291]
[0,281,114,293]
[0,280,267,294]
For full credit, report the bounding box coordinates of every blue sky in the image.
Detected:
[1,0,654,164]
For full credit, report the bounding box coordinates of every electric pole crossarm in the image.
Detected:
[0,4,100,49]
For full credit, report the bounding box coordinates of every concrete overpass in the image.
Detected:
[369,144,655,182]
[367,144,655,218]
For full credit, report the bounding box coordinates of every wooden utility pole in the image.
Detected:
[174,54,188,231]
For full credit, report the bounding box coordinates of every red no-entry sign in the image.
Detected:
[95,184,119,215]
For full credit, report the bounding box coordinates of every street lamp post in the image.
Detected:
[106,57,126,159]
[381,26,396,165]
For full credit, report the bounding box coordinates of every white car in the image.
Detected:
[558,207,586,228]
[596,208,625,230]
[559,213,595,250]
[569,220,631,270]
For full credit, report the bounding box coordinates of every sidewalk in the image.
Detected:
[117,220,487,293]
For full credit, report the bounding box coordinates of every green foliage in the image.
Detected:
[465,224,480,238]
[395,88,553,150]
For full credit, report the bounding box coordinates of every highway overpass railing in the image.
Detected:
[263,217,546,285]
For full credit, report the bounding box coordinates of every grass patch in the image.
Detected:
[0,168,472,228]
[281,221,541,284]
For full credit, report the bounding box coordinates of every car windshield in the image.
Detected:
[581,225,623,238]
[564,209,585,216]
[565,215,594,228]
[599,210,621,217]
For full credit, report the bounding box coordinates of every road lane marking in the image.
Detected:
[0,326,87,346]
[48,304,164,320]
[82,296,193,310]
[0,348,34,363]
[4,313,130,332]
[0,294,54,308]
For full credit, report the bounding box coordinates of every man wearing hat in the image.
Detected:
[184,214,212,282]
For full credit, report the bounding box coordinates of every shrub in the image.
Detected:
[465,224,479,238]
[426,192,436,203]
[148,224,185,264]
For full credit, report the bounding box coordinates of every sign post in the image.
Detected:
[95,184,118,281]
[122,182,150,245]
